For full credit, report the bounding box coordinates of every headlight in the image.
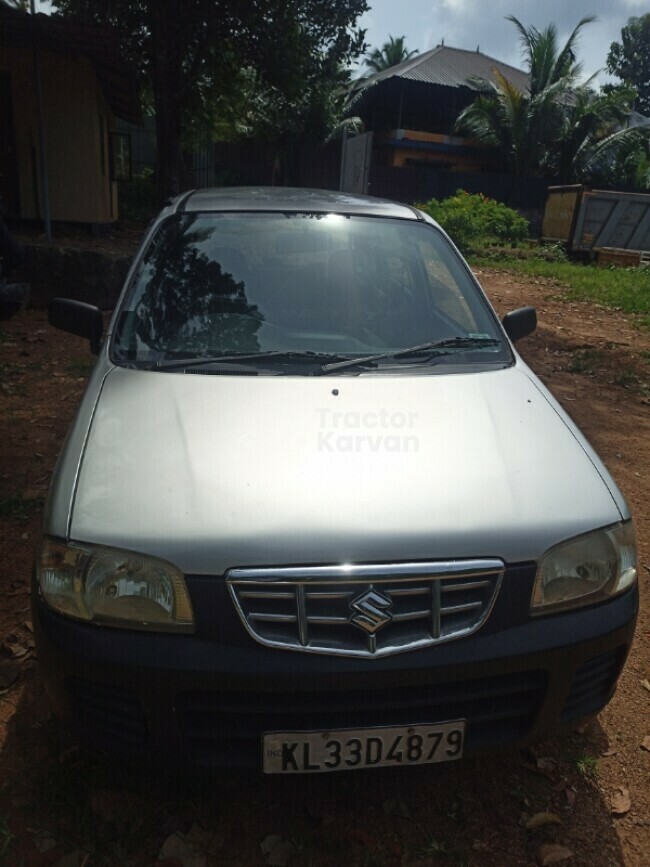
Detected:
[531,522,637,614]
[38,538,194,632]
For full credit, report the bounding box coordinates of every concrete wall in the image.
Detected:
[0,46,118,224]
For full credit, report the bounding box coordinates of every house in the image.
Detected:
[351,44,529,174]
[0,2,140,227]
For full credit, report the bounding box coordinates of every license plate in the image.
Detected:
[262,721,465,773]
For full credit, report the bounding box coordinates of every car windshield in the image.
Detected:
[111,212,510,371]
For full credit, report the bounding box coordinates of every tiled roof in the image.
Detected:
[354,44,529,94]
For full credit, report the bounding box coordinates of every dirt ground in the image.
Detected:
[0,267,648,867]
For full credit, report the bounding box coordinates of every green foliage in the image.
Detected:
[590,134,650,191]
[117,168,158,224]
[416,190,529,253]
[469,254,650,328]
[365,35,417,73]
[456,16,595,177]
[551,84,641,183]
[567,348,605,373]
[53,0,370,198]
[575,753,599,779]
[607,14,650,115]
[456,16,648,185]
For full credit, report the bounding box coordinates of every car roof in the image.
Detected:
[177,187,419,219]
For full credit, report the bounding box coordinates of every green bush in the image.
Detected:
[118,168,158,224]
[415,190,529,253]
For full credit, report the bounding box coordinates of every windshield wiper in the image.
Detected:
[153,350,345,371]
[319,336,502,374]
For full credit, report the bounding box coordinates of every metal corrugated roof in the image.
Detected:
[354,45,529,93]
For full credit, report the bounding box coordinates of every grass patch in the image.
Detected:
[66,357,95,377]
[575,753,599,779]
[470,254,650,327]
[612,369,640,388]
[568,348,606,374]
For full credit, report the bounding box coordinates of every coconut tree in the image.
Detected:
[455,15,595,177]
[365,35,417,73]
[552,83,643,182]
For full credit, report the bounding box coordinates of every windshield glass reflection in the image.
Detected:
[113,213,507,366]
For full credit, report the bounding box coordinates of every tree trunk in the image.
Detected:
[149,0,190,202]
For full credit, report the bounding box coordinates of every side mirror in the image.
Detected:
[502,306,536,343]
[49,298,103,354]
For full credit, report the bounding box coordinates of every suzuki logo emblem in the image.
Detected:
[349,588,393,634]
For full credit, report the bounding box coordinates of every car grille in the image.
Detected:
[227,560,503,657]
[561,649,625,723]
[177,670,546,766]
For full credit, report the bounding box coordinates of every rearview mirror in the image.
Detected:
[49,298,103,354]
[502,306,537,343]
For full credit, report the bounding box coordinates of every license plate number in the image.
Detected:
[262,721,465,773]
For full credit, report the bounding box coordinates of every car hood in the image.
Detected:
[69,365,622,574]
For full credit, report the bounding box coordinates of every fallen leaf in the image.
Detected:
[522,755,560,780]
[159,832,206,867]
[6,643,29,659]
[537,843,574,865]
[641,736,650,752]
[261,835,294,866]
[601,750,617,757]
[28,829,57,853]
[642,679,650,693]
[611,787,631,816]
[526,812,563,830]
[185,824,225,858]
[564,788,576,808]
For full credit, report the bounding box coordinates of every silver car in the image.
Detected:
[35,188,638,774]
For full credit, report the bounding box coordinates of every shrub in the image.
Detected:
[118,168,158,224]
[415,190,529,253]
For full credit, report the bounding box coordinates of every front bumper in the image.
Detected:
[32,564,638,771]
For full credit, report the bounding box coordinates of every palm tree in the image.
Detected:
[365,36,417,73]
[552,84,641,182]
[455,16,595,177]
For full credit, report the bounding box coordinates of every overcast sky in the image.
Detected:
[34,0,641,86]
[356,0,645,84]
